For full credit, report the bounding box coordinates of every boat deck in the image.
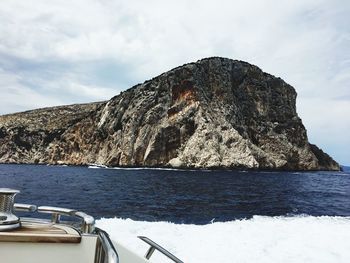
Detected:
[0,221,81,243]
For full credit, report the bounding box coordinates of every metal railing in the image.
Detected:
[13,203,37,212]
[138,236,184,263]
[14,203,95,234]
[95,228,119,263]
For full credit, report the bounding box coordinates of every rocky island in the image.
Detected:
[0,57,340,170]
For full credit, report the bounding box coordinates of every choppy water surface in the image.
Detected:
[0,164,349,224]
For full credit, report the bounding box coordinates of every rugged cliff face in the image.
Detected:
[0,57,340,170]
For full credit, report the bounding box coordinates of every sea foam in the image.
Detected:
[96,216,350,263]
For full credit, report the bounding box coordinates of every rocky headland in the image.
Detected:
[0,57,340,170]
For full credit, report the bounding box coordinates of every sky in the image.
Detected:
[0,0,349,165]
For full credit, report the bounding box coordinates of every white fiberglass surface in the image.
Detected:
[97,215,350,263]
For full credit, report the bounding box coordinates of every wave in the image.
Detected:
[111,166,193,172]
[87,165,209,172]
[96,215,350,263]
[87,163,109,169]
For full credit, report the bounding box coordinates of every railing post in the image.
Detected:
[138,236,184,263]
[145,246,156,260]
[51,213,60,223]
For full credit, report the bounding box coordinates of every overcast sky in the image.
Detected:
[0,0,349,165]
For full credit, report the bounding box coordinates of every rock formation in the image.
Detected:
[0,57,340,170]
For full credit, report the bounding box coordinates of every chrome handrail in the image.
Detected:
[38,206,77,224]
[138,236,184,263]
[38,206,76,216]
[75,211,95,233]
[14,203,37,212]
[95,228,119,263]
[13,203,95,234]
[37,206,95,233]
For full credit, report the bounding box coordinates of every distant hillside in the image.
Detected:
[341,166,350,172]
[0,57,340,170]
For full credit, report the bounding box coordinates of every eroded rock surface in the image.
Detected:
[0,57,340,170]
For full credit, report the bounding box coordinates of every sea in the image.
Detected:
[1,164,350,263]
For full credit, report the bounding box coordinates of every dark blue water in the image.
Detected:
[0,164,349,224]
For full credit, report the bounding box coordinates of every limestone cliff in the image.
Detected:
[0,57,340,170]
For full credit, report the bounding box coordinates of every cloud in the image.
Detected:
[0,69,63,114]
[0,0,349,164]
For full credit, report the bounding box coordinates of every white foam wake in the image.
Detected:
[96,216,350,263]
[86,164,213,172]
